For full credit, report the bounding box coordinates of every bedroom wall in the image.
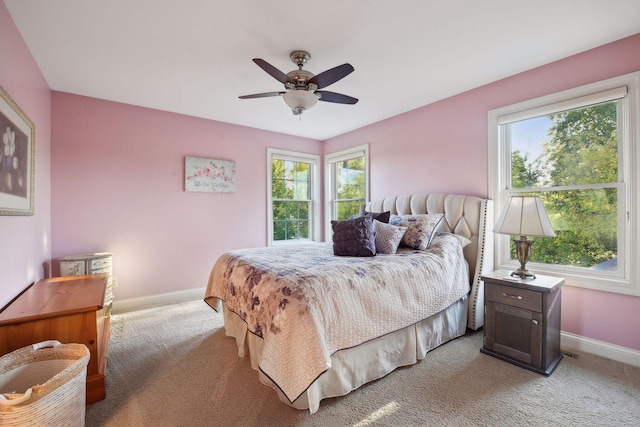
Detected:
[323,33,640,352]
[0,2,51,308]
[51,92,321,300]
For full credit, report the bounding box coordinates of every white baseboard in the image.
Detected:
[561,331,640,367]
[112,287,205,314]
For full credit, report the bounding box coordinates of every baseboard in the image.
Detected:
[561,331,640,368]
[112,287,205,314]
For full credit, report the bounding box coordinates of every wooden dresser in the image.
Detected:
[0,274,110,403]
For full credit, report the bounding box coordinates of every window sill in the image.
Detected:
[496,261,639,296]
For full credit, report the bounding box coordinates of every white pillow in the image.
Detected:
[437,232,472,248]
[374,220,407,254]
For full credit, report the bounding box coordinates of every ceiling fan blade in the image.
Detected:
[308,63,354,89]
[239,91,285,99]
[317,91,358,105]
[252,59,294,84]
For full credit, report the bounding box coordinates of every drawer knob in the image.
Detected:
[502,292,523,300]
[532,319,539,325]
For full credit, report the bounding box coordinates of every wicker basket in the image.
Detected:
[0,341,90,427]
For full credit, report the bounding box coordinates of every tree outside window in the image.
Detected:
[506,100,620,271]
[334,156,366,220]
[271,158,312,241]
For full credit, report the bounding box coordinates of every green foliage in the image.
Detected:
[544,103,618,187]
[334,157,366,220]
[510,101,618,269]
[271,159,311,241]
[512,151,542,188]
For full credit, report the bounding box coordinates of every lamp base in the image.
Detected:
[510,268,536,280]
[512,235,535,280]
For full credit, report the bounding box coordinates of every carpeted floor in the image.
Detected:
[85,300,640,426]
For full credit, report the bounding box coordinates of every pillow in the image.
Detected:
[389,213,445,250]
[349,210,390,223]
[437,232,472,248]
[374,220,407,255]
[357,206,391,223]
[331,215,376,257]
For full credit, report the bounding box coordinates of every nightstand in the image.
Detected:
[480,270,564,376]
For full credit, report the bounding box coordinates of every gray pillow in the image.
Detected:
[332,215,376,257]
[374,220,407,254]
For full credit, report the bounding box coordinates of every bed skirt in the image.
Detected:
[221,295,469,413]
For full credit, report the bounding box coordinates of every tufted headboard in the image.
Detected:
[364,194,494,330]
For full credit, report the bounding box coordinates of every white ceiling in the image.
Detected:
[5,1,640,141]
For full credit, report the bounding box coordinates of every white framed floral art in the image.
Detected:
[184,156,236,193]
[0,85,35,215]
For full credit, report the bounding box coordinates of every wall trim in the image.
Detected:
[561,331,640,367]
[111,287,205,314]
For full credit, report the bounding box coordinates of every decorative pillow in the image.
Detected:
[374,220,407,255]
[331,215,376,257]
[358,210,390,223]
[389,213,445,250]
[437,232,472,248]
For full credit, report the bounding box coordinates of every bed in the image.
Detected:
[204,193,493,413]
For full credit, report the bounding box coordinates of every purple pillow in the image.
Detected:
[358,209,391,224]
[368,210,391,223]
[331,215,376,257]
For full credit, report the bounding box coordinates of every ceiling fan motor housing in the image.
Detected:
[287,69,315,89]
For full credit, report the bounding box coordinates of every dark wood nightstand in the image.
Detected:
[481,270,564,376]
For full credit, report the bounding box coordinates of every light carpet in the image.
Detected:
[85,300,640,426]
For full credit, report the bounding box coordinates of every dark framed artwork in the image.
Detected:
[0,85,35,215]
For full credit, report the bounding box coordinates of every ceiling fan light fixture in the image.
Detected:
[283,90,319,114]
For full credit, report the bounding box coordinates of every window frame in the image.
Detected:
[488,71,640,296]
[324,144,370,241]
[267,148,321,246]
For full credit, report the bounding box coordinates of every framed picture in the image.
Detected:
[0,85,35,215]
[185,156,236,193]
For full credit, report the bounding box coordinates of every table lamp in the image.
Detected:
[494,196,555,279]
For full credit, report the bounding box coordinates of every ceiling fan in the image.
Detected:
[239,50,358,117]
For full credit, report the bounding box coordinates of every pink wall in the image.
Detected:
[5,0,638,352]
[0,3,51,308]
[51,92,320,300]
[324,34,640,351]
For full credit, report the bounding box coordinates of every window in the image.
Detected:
[325,144,369,239]
[267,148,320,245]
[489,72,640,296]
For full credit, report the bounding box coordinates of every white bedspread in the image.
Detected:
[204,234,470,402]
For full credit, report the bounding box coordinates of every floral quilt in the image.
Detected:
[204,234,470,403]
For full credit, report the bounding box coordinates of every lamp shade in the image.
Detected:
[494,196,556,237]
[283,90,319,112]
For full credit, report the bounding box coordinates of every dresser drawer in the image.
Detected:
[91,266,111,275]
[60,260,86,276]
[485,282,542,312]
[91,256,112,270]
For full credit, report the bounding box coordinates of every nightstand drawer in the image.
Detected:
[486,283,542,312]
